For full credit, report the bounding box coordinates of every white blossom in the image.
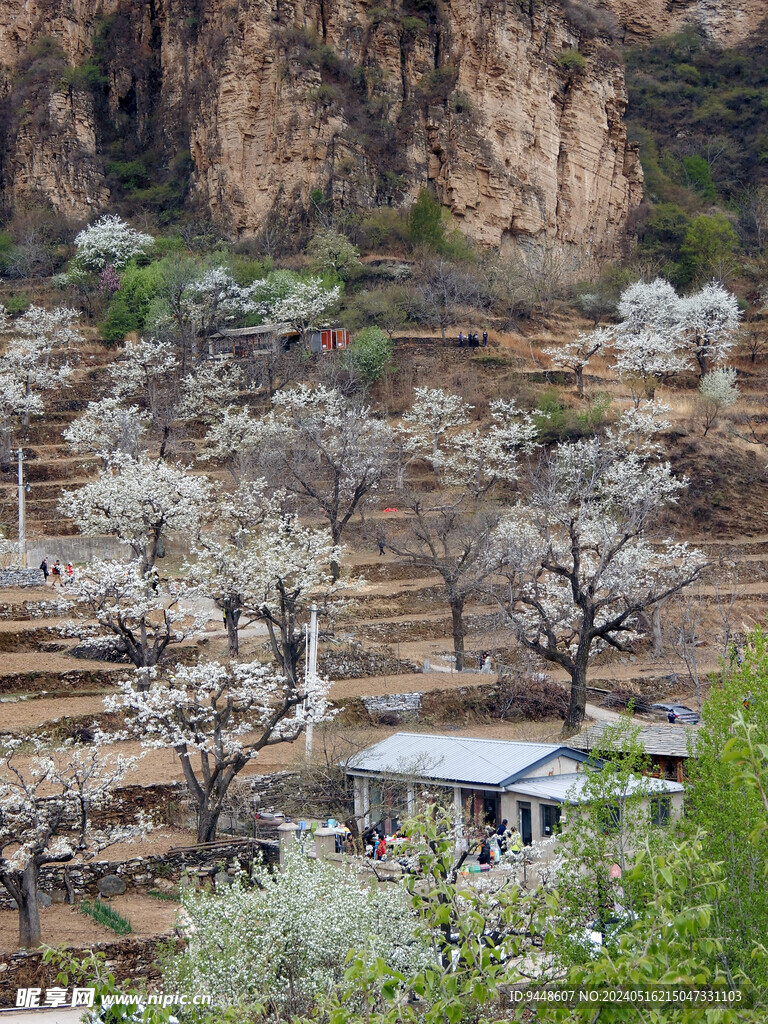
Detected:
[73,215,154,271]
[63,396,150,462]
[543,326,614,395]
[167,850,426,1010]
[259,277,341,338]
[402,387,473,465]
[60,454,212,572]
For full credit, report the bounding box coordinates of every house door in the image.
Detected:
[518,801,532,846]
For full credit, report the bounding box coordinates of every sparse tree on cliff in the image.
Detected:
[488,413,705,733]
[0,740,138,947]
[108,658,331,843]
[544,327,613,397]
[60,454,212,575]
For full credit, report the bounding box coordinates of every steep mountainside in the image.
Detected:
[0,0,642,251]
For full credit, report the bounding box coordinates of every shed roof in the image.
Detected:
[570,721,698,759]
[346,732,591,788]
[511,772,684,804]
[216,323,294,338]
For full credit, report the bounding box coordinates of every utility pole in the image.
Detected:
[304,604,319,759]
[17,449,26,568]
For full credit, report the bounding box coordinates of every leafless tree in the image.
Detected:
[411,258,485,340]
[385,492,498,671]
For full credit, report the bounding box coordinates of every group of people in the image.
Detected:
[39,558,73,586]
[477,818,524,865]
[458,330,489,347]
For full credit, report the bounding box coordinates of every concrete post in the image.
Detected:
[277,821,301,868]
[313,827,338,861]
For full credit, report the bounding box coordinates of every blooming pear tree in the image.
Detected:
[63,396,150,464]
[187,480,270,656]
[0,739,138,947]
[65,559,204,676]
[677,281,741,377]
[110,335,180,454]
[73,215,154,271]
[0,304,78,443]
[108,658,331,842]
[438,398,539,497]
[245,501,344,686]
[489,417,705,733]
[402,387,473,467]
[60,454,212,574]
[260,385,394,577]
[200,406,265,483]
[260,276,341,344]
[544,327,614,397]
[612,278,741,391]
[698,367,740,436]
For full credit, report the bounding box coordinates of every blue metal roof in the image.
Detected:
[346,732,592,788]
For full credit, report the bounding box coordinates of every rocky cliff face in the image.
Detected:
[0,0,659,250]
[602,0,767,46]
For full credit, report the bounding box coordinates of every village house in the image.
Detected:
[570,721,697,783]
[209,324,350,358]
[346,732,684,844]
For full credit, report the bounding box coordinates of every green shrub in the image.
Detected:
[345,326,394,383]
[0,232,17,274]
[401,16,428,34]
[80,898,132,935]
[59,60,104,91]
[5,293,31,314]
[99,261,162,343]
[681,155,717,201]
[679,213,739,283]
[408,189,445,250]
[556,49,587,75]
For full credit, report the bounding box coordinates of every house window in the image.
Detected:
[602,802,621,833]
[540,804,561,837]
[650,796,671,827]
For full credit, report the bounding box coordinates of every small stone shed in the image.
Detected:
[346,732,684,844]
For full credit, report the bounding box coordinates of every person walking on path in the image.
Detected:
[378,539,386,557]
[482,329,488,346]
[39,558,49,582]
[51,560,62,586]
[65,562,73,584]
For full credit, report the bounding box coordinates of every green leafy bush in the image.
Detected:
[345,326,394,383]
[408,189,445,250]
[556,49,587,74]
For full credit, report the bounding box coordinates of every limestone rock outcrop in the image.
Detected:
[0,0,649,250]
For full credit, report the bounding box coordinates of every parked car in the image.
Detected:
[650,702,700,724]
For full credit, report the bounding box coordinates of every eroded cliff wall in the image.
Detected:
[0,0,647,250]
[601,0,767,46]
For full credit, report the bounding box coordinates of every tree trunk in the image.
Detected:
[575,365,584,397]
[225,607,241,658]
[330,524,342,582]
[19,861,41,948]
[563,660,587,736]
[449,596,465,672]
[196,802,222,845]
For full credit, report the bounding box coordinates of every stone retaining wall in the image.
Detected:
[0,568,45,587]
[0,937,177,1003]
[0,838,280,910]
